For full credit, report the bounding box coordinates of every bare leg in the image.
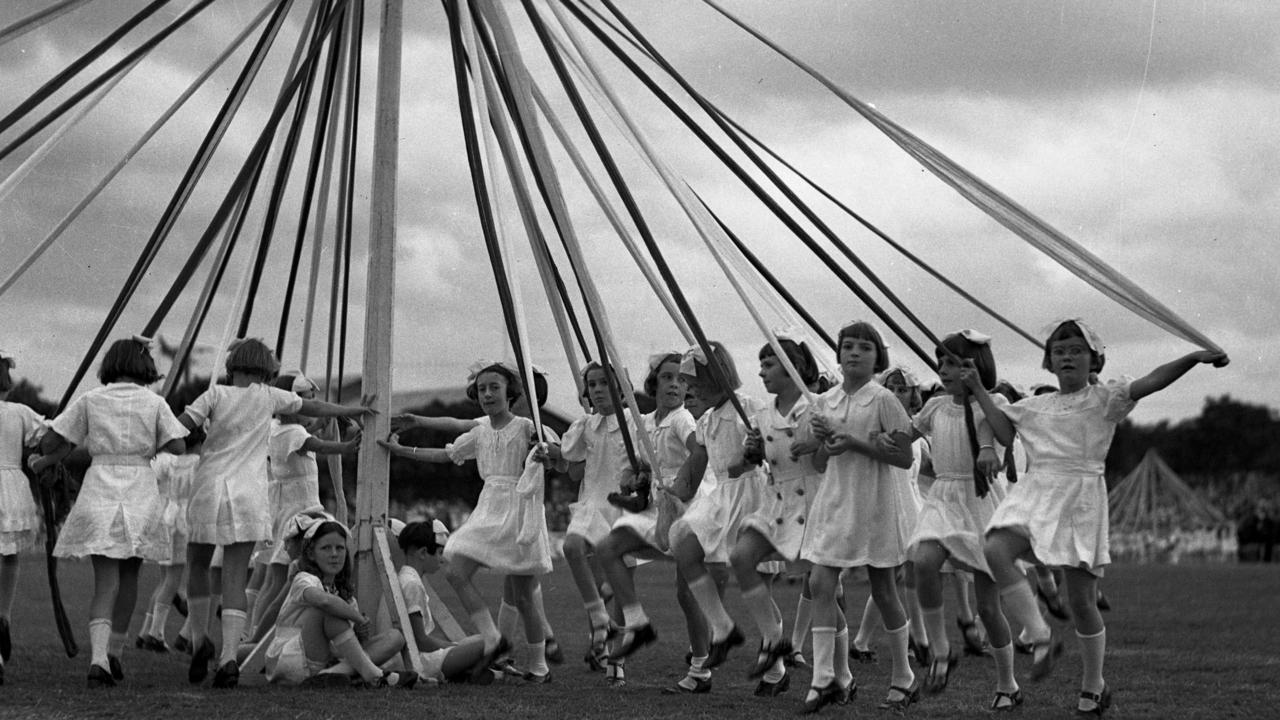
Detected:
[444,554,499,652]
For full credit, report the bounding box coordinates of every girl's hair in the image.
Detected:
[937,332,998,391]
[0,356,12,393]
[99,337,162,385]
[836,322,889,373]
[1042,321,1105,373]
[759,339,819,386]
[225,338,279,380]
[579,361,613,405]
[397,519,446,556]
[992,380,1024,403]
[643,352,683,397]
[297,521,353,601]
[465,363,524,404]
[880,367,923,415]
[682,341,741,393]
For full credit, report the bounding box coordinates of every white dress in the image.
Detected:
[183,384,302,545]
[150,453,198,566]
[738,395,823,563]
[52,383,187,560]
[799,381,916,568]
[266,570,340,684]
[987,380,1136,575]
[560,413,632,545]
[398,565,452,682]
[268,421,322,565]
[673,393,767,564]
[908,395,1008,575]
[611,408,696,553]
[443,416,553,575]
[0,401,44,554]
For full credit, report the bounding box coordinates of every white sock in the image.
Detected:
[687,575,734,639]
[885,621,915,689]
[854,596,880,650]
[187,596,210,643]
[89,619,111,669]
[1000,583,1050,643]
[790,594,812,651]
[991,642,1018,694]
[922,606,950,660]
[811,626,836,687]
[688,654,711,680]
[1077,628,1106,694]
[332,628,380,682]
[622,603,649,629]
[139,612,153,638]
[220,609,246,666]
[585,598,609,631]
[833,627,852,686]
[527,640,549,676]
[762,657,786,684]
[108,631,126,658]
[151,603,172,640]
[742,585,783,644]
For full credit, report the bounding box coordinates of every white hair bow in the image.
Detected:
[466,359,520,385]
[678,345,707,376]
[647,351,681,372]
[1042,318,1104,355]
[132,335,155,350]
[955,329,992,345]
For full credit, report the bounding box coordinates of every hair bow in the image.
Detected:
[678,345,707,376]
[955,329,992,345]
[878,364,921,388]
[647,351,680,372]
[287,508,334,540]
[132,334,155,351]
[432,518,451,547]
[303,516,348,542]
[466,358,520,385]
[282,371,319,395]
[388,518,406,537]
[1042,318,1104,354]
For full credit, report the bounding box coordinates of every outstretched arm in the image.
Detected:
[1129,350,1229,402]
[377,435,451,464]
[302,432,361,456]
[390,414,478,434]
[298,396,376,421]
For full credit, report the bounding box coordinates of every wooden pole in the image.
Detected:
[355,0,402,617]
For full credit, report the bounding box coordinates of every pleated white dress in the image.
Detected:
[907,395,1008,575]
[799,381,916,569]
[739,395,823,563]
[611,408,696,554]
[0,401,45,554]
[560,413,631,545]
[442,416,553,576]
[184,384,302,545]
[986,379,1135,576]
[53,383,187,560]
[671,393,767,563]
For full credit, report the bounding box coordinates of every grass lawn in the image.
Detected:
[1,555,1277,719]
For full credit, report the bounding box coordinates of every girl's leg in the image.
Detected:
[853,595,881,655]
[563,533,609,639]
[88,556,122,675]
[509,574,549,680]
[668,568,711,693]
[901,561,928,651]
[244,561,266,625]
[108,557,143,671]
[805,565,843,705]
[444,555,499,652]
[729,529,788,676]
[530,579,560,662]
[913,542,954,690]
[596,528,657,658]
[1064,568,1107,713]
[251,564,288,636]
[1,553,19,661]
[215,542,255,673]
[439,635,488,681]
[672,525,739,656]
[867,565,915,702]
[984,530,1057,678]
[297,608,382,684]
[974,572,1019,704]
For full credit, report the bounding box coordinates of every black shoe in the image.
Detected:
[544,636,564,665]
[909,636,930,667]
[188,637,215,684]
[174,635,193,655]
[850,647,877,664]
[747,638,793,680]
[797,682,844,714]
[211,660,239,689]
[705,625,745,669]
[610,623,657,661]
[992,688,1024,712]
[522,670,552,684]
[754,671,791,697]
[108,654,124,682]
[0,617,9,662]
[1076,685,1112,716]
[1036,582,1069,620]
[87,664,115,688]
[877,682,922,713]
[662,675,712,694]
[958,618,988,656]
[134,635,146,650]
[924,648,959,694]
[606,491,650,513]
[172,593,189,617]
[469,637,511,684]
[1013,639,1033,655]
[144,636,169,654]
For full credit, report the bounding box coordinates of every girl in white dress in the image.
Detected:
[176,338,372,688]
[0,351,45,679]
[899,331,1016,705]
[549,363,634,667]
[136,429,202,652]
[595,352,700,689]
[979,319,1227,716]
[31,338,187,687]
[264,519,412,688]
[800,321,917,713]
[380,361,554,682]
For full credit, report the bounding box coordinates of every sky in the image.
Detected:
[1,0,1276,425]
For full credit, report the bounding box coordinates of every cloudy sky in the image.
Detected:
[1,0,1275,425]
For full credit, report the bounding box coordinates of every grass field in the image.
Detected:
[1,556,1277,719]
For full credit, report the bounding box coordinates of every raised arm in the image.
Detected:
[302,432,360,456]
[1129,350,1229,402]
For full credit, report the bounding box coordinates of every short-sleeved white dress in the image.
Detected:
[907,395,1008,575]
[739,395,823,563]
[986,380,1136,575]
[560,413,632,545]
[53,383,187,560]
[183,384,303,545]
[442,416,553,575]
[673,393,767,564]
[0,401,45,554]
[266,570,344,684]
[268,421,322,564]
[611,407,697,553]
[799,381,916,568]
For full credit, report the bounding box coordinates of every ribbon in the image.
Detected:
[466,359,521,387]
[955,328,992,345]
[131,334,155,351]
[648,350,681,372]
